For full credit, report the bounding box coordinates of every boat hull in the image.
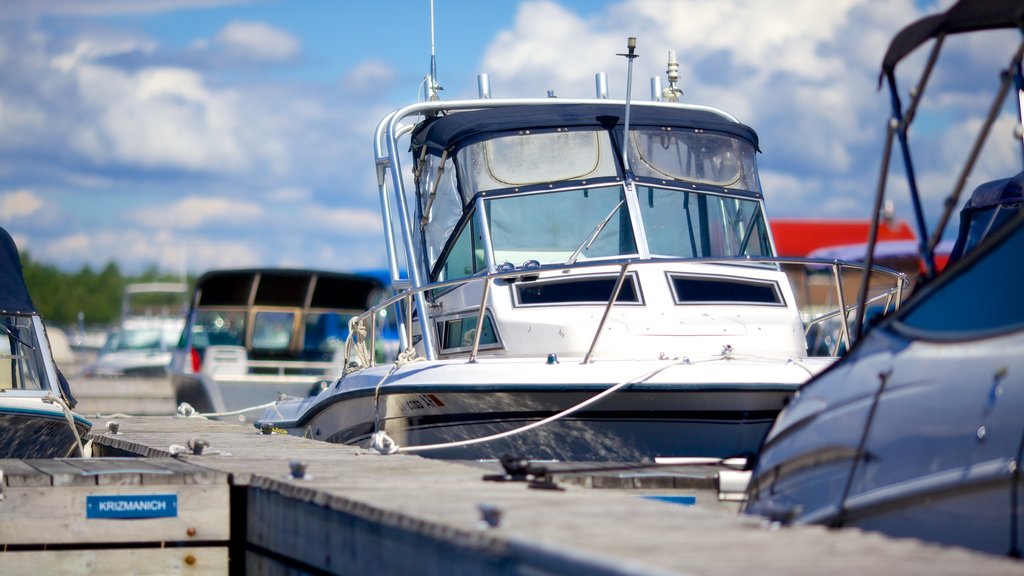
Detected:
[0,398,92,458]
[262,357,826,461]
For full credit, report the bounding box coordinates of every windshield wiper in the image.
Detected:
[0,324,34,350]
[566,200,625,265]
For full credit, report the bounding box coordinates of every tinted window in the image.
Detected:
[898,219,1024,336]
[670,275,781,305]
[516,276,639,305]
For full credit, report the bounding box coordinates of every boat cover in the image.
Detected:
[411,103,760,154]
[881,0,1024,76]
[193,268,383,310]
[948,170,1024,263]
[0,225,35,313]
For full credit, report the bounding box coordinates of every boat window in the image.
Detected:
[251,311,296,351]
[418,152,463,271]
[515,274,642,306]
[437,313,500,353]
[303,311,354,357]
[185,310,246,349]
[0,315,45,391]
[460,129,618,196]
[435,217,485,282]
[486,185,637,266]
[895,218,1024,337]
[669,274,783,306]
[638,186,771,258]
[629,128,759,191]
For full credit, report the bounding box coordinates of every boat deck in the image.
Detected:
[2,415,1020,575]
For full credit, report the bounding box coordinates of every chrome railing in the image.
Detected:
[344,257,910,368]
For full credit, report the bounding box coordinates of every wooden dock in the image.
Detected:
[1,416,1018,575]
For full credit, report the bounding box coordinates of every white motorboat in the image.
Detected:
[257,43,906,462]
[0,225,91,458]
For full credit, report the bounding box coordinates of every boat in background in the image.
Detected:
[257,41,907,462]
[743,0,1024,557]
[169,269,388,422]
[84,282,188,378]
[0,225,91,458]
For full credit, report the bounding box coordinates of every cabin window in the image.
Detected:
[638,186,770,258]
[486,185,638,266]
[0,315,44,391]
[629,128,759,192]
[437,313,500,353]
[185,310,246,349]
[418,152,463,271]
[514,274,642,306]
[303,311,355,357]
[460,129,618,196]
[436,218,485,282]
[251,311,296,351]
[895,218,1024,338]
[668,274,783,306]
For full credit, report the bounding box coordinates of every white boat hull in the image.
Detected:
[262,356,830,461]
[0,396,92,458]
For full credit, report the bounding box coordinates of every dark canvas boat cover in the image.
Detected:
[411,103,760,153]
[0,225,35,313]
[193,268,383,310]
[949,170,1024,263]
[882,0,1024,76]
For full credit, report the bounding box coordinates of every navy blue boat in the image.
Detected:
[743,0,1024,557]
[0,225,91,458]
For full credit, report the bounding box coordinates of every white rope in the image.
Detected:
[175,399,293,419]
[342,317,372,374]
[43,392,85,457]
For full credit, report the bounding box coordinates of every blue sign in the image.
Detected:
[642,495,697,506]
[86,494,178,519]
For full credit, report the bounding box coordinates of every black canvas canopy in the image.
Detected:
[882,0,1024,76]
[0,225,35,313]
[410,103,760,154]
[193,268,382,311]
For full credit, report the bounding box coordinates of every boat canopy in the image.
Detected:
[193,269,382,310]
[410,104,759,153]
[948,170,1024,264]
[0,225,35,314]
[881,0,1024,76]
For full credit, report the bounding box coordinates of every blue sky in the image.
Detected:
[0,0,1019,276]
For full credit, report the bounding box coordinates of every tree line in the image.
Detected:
[19,252,192,329]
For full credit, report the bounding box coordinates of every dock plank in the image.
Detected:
[0,458,51,487]
[0,547,227,575]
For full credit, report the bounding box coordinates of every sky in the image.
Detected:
[0,0,1020,277]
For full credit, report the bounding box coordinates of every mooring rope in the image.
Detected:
[42,392,85,457]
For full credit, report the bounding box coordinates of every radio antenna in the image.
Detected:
[427,0,442,100]
[617,37,638,180]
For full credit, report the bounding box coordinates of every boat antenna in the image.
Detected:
[426,0,442,101]
[663,50,683,102]
[617,37,638,180]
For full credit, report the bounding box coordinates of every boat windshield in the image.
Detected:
[638,186,771,258]
[485,185,638,266]
[186,310,246,350]
[0,314,46,391]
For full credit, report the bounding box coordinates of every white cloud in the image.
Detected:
[0,189,45,220]
[131,195,263,230]
[267,187,312,202]
[302,206,383,234]
[66,64,258,172]
[213,21,300,62]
